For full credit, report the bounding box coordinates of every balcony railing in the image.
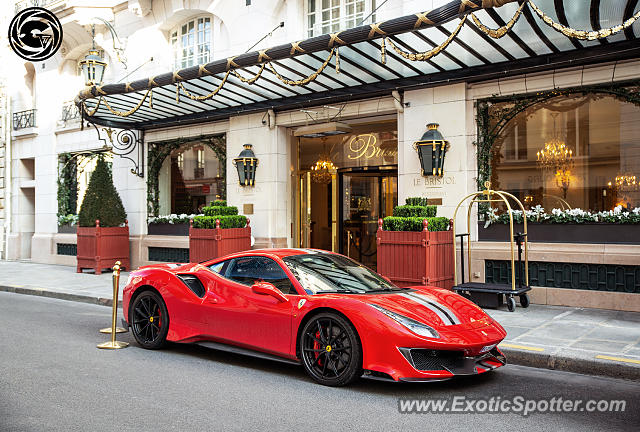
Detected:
[60,101,80,124]
[13,109,36,130]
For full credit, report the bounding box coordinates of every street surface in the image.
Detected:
[1,291,638,432]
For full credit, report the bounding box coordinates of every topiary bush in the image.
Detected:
[195,202,246,228]
[383,216,449,232]
[203,206,238,217]
[405,197,428,207]
[382,197,448,232]
[193,215,247,229]
[393,205,437,218]
[78,157,127,227]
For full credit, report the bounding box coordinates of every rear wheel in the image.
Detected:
[300,313,362,386]
[130,291,169,349]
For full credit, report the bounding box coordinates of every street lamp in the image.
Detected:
[414,123,449,177]
[234,144,259,186]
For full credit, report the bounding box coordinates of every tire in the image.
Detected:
[506,296,516,312]
[519,294,530,308]
[299,313,362,386]
[130,290,169,349]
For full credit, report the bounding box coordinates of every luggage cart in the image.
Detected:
[452,182,531,312]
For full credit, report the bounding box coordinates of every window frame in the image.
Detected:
[209,256,300,295]
[170,15,212,70]
[305,0,375,37]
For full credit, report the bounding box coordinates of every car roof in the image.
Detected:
[216,248,332,261]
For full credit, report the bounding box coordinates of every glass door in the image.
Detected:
[340,172,397,270]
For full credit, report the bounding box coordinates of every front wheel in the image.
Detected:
[300,313,362,386]
[130,290,169,349]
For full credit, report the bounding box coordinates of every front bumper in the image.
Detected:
[396,347,506,382]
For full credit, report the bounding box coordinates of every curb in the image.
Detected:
[500,347,640,381]
[0,285,121,307]
[1,286,638,381]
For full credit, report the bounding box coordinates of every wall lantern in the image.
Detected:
[79,25,107,86]
[80,50,107,86]
[414,123,449,177]
[234,144,259,186]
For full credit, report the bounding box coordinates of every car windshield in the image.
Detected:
[283,253,406,295]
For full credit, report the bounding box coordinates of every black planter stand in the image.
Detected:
[148,223,189,236]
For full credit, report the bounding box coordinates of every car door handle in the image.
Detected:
[205,296,219,304]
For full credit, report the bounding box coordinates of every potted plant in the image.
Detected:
[147,213,194,236]
[189,200,251,262]
[376,197,454,289]
[479,205,640,244]
[58,214,78,234]
[76,157,130,274]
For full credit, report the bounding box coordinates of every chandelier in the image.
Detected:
[536,113,574,198]
[311,155,337,184]
[613,173,639,192]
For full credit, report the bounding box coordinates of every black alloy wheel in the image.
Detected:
[300,313,362,386]
[131,291,169,349]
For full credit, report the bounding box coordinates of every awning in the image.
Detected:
[76,0,640,130]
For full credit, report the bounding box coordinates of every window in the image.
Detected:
[208,260,229,274]
[161,142,224,215]
[283,253,405,294]
[170,16,212,70]
[490,94,640,212]
[306,0,375,37]
[226,257,297,295]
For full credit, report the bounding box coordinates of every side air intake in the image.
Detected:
[177,274,206,298]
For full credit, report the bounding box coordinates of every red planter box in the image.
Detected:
[189,219,252,263]
[376,219,454,290]
[77,220,130,274]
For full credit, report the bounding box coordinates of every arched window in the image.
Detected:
[306,0,375,37]
[489,94,640,212]
[170,16,212,70]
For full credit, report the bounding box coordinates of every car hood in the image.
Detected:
[359,287,493,330]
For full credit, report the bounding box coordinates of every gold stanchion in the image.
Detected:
[97,261,129,349]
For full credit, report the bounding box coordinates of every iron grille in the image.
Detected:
[57,243,77,256]
[13,109,36,130]
[60,102,80,123]
[148,247,189,263]
[485,260,640,294]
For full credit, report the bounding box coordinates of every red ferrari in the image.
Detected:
[122,249,507,386]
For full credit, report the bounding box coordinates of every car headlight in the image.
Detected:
[369,304,440,339]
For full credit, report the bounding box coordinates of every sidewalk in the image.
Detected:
[0,261,638,380]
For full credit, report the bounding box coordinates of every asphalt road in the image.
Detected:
[1,292,638,432]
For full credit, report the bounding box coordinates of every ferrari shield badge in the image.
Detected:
[297,299,306,309]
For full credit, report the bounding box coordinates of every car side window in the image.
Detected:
[226,257,297,295]
[208,259,230,275]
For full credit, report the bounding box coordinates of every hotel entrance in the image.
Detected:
[295,120,398,270]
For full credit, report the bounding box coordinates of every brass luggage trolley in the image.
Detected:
[452,182,531,312]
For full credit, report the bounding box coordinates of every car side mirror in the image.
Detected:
[251,282,289,303]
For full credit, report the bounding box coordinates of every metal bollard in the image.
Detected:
[97,261,129,350]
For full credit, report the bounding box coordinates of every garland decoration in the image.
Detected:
[471,0,526,38]
[267,48,336,86]
[232,63,266,84]
[78,0,640,119]
[177,71,231,101]
[385,14,468,61]
[99,88,153,117]
[529,0,640,40]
